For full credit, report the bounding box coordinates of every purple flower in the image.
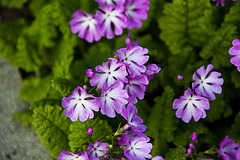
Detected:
[124,136,152,160]
[236,147,240,160]
[97,81,129,118]
[192,64,224,101]
[87,141,109,159]
[62,86,99,122]
[212,0,225,6]
[95,4,128,39]
[152,156,164,160]
[69,10,101,43]
[124,0,149,29]
[144,64,161,80]
[218,136,240,160]
[191,132,197,142]
[121,103,147,135]
[95,0,125,5]
[124,75,149,104]
[90,58,128,89]
[229,39,240,72]
[58,150,89,160]
[173,89,210,123]
[115,46,149,76]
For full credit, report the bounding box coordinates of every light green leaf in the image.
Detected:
[12,109,33,128]
[1,0,28,8]
[33,105,72,158]
[51,78,77,97]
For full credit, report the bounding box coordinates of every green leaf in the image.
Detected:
[204,95,226,122]
[19,75,53,104]
[146,86,178,156]
[31,99,62,110]
[33,104,72,158]
[231,70,240,88]
[68,117,112,152]
[225,1,240,26]
[200,23,238,69]
[51,78,77,97]
[230,112,240,144]
[1,0,28,8]
[165,145,186,160]
[159,0,212,54]
[12,109,33,127]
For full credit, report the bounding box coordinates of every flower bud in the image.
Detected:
[83,85,88,91]
[189,143,195,150]
[177,75,184,81]
[87,128,93,135]
[191,132,197,142]
[86,69,94,78]
[187,148,192,155]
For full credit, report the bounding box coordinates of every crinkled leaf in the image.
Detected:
[33,105,72,158]
[19,75,53,104]
[231,70,240,88]
[200,23,238,69]
[51,78,77,97]
[159,0,212,54]
[146,86,178,155]
[68,117,112,152]
[230,112,240,144]
[165,145,186,160]
[225,1,240,26]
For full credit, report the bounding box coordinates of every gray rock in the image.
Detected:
[0,59,52,160]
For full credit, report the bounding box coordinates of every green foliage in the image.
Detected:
[230,112,240,143]
[165,145,186,160]
[146,86,178,155]
[159,0,212,54]
[68,117,112,152]
[1,0,28,8]
[200,23,238,69]
[19,75,53,104]
[12,109,33,127]
[51,78,77,97]
[33,104,72,158]
[231,70,240,88]
[225,1,240,26]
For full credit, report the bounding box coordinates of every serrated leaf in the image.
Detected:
[200,23,237,69]
[165,145,186,160]
[146,86,178,156]
[12,109,33,127]
[147,86,177,140]
[159,0,212,54]
[230,112,240,144]
[19,75,53,104]
[51,78,77,97]
[30,99,62,110]
[68,117,112,152]
[33,105,72,158]
[225,1,240,26]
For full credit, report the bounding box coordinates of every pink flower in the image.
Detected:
[62,86,99,122]
[87,141,109,159]
[192,64,224,101]
[69,10,101,43]
[218,136,240,160]
[173,89,210,123]
[229,39,240,72]
[58,150,89,160]
[95,4,128,39]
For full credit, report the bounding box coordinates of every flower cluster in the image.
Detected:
[229,39,240,72]
[173,64,224,123]
[69,0,150,42]
[61,33,160,122]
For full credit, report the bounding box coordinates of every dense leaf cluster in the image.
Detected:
[1,0,240,159]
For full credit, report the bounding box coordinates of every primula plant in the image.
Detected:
[1,0,240,159]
